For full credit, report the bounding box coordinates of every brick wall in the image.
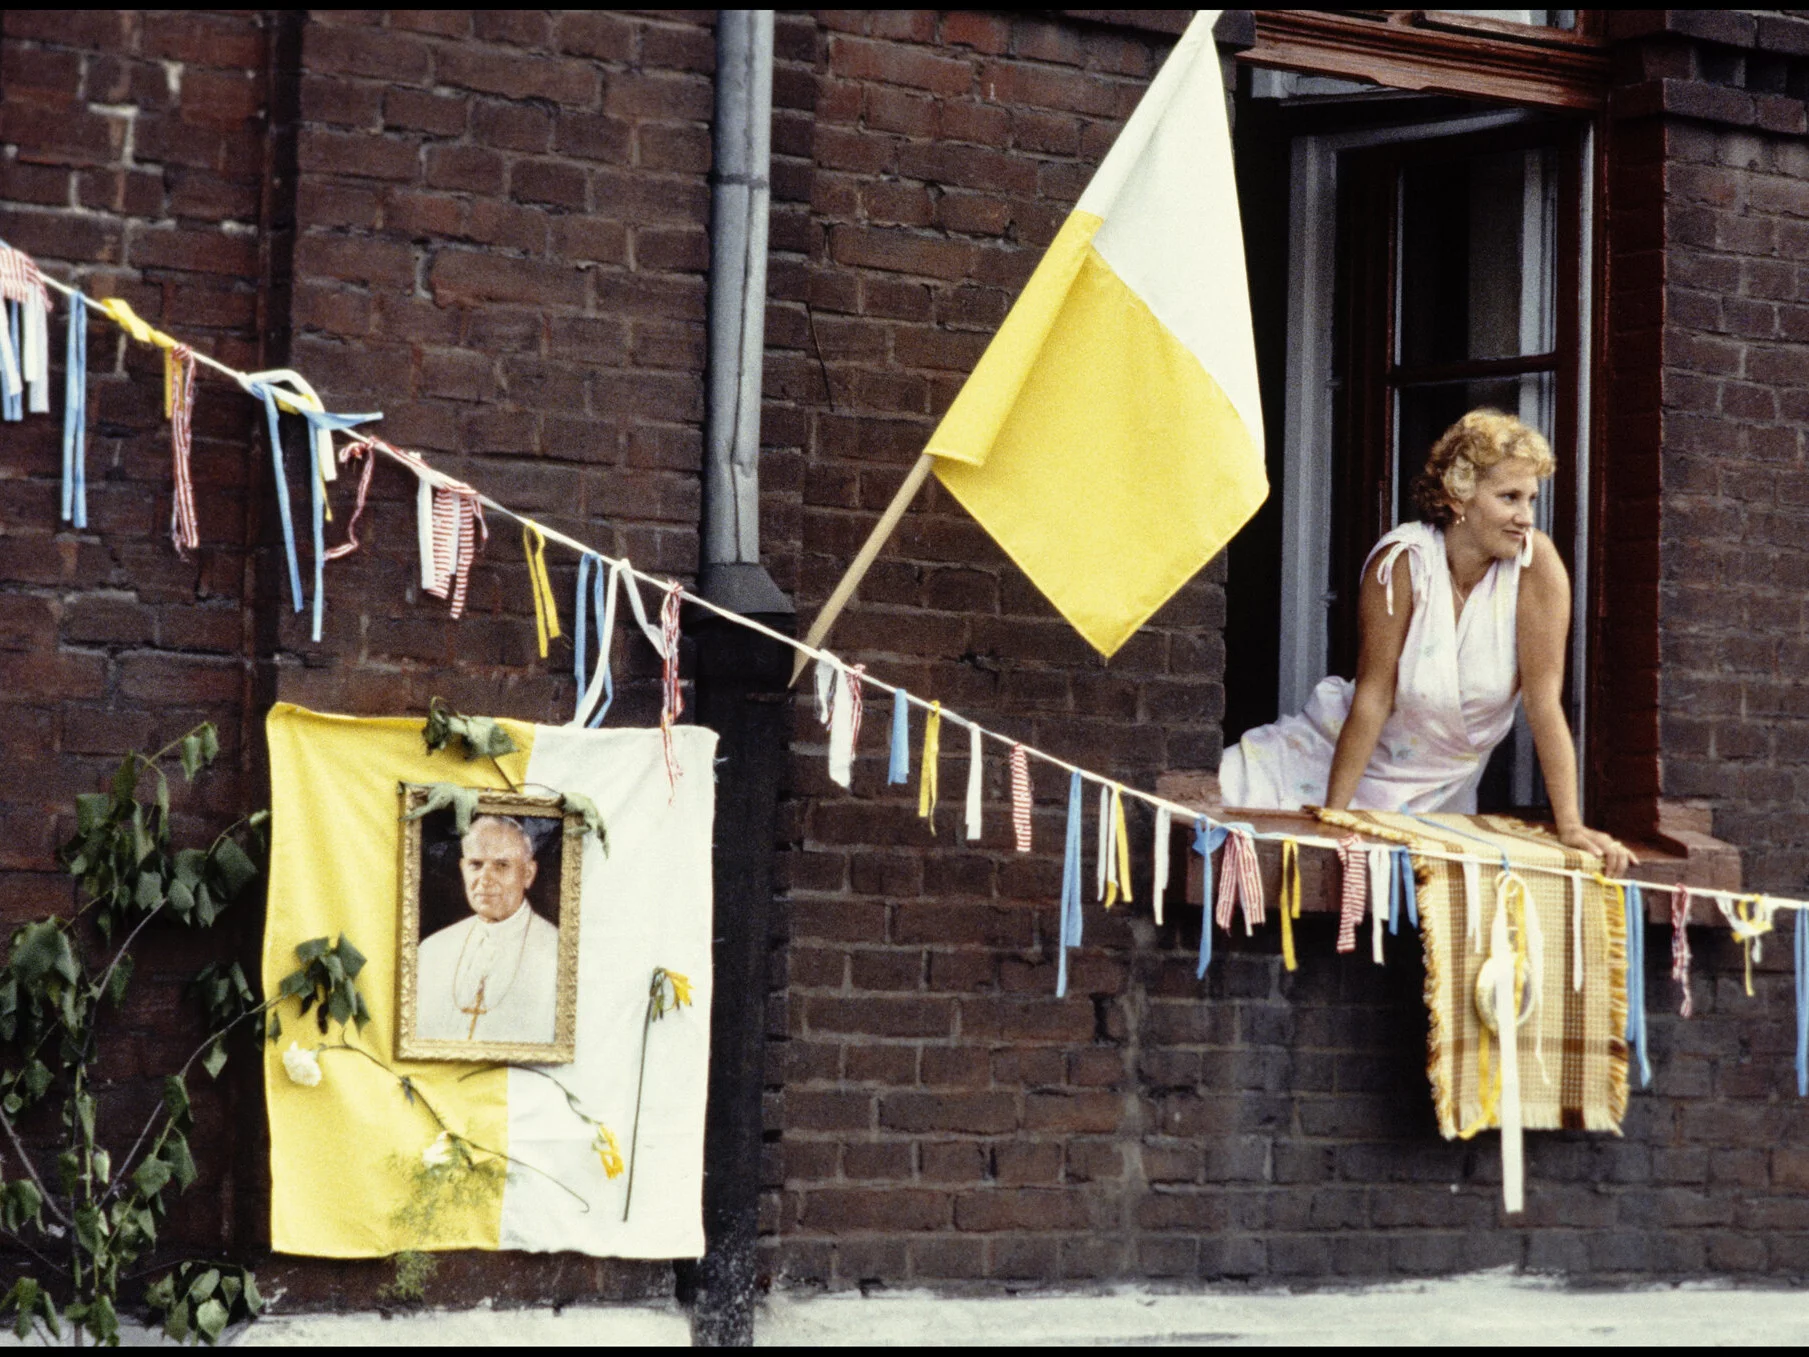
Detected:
[0,8,271,1257]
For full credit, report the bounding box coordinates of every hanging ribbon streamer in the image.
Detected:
[0,243,51,416]
[1009,744,1033,852]
[1715,893,1777,999]
[1623,880,1652,1090]
[918,701,941,830]
[827,663,856,790]
[1193,819,1229,979]
[1151,806,1172,927]
[887,689,911,786]
[247,384,302,612]
[848,664,865,751]
[323,439,379,562]
[61,293,87,528]
[1215,828,1264,937]
[2,303,20,422]
[1367,845,1390,965]
[1671,884,1693,1019]
[963,722,983,842]
[1056,771,1084,999]
[164,345,199,557]
[573,554,613,727]
[522,521,562,658]
[1278,838,1301,972]
[1796,910,1808,1098]
[1394,847,1418,929]
[1483,867,1530,1215]
[1096,783,1112,906]
[1113,787,1132,909]
[813,656,835,724]
[1462,858,1484,952]
[659,580,683,792]
[426,481,486,619]
[1335,835,1368,955]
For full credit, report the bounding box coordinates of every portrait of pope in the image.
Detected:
[415,814,561,1045]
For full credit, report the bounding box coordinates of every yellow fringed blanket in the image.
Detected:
[1326,811,1629,1138]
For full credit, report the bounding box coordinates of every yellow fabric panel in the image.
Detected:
[930,241,1267,657]
[262,703,535,1257]
[925,212,1101,467]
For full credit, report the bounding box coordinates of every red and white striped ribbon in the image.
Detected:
[1214,828,1264,934]
[324,439,379,561]
[659,581,684,791]
[1671,884,1693,1018]
[425,486,486,618]
[167,345,199,556]
[848,664,866,750]
[1335,834,1368,954]
[1009,744,1033,852]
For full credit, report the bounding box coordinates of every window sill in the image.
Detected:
[1158,773,1741,925]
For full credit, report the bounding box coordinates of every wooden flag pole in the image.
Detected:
[789,451,936,684]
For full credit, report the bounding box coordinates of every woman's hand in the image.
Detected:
[1557,823,1636,878]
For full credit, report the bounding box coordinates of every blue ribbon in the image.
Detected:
[295,406,380,643]
[1394,847,1418,929]
[887,688,911,785]
[1192,818,1230,979]
[61,294,86,528]
[250,384,305,613]
[574,554,612,727]
[1796,910,1808,1097]
[4,304,21,422]
[1056,771,1083,998]
[1625,882,1652,1089]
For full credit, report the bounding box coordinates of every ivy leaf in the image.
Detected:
[111,758,137,807]
[167,877,195,921]
[72,1203,108,1255]
[423,699,518,761]
[162,1133,197,1190]
[199,723,219,764]
[402,783,481,835]
[106,954,133,1007]
[202,1038,228,1079]
[135,868,164,913]
[132,1156,173,1199]
[179,734,202,782]
[559,791,610,857]
[210,839,258,898]
[163,1075,191,1129]
[173,849,206,888]
[195,1298,228,1344]
[336,935,367,980]
[75,794,109,837]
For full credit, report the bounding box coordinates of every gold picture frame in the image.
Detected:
[397,785,582,1065]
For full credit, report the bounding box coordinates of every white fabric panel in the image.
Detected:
[1078,10,1265,456]
[501,724,717,1259]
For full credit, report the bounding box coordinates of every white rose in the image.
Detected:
[281,1043,322,1088]
[421,1131,455,1169]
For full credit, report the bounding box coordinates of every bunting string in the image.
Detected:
[10,248,1807,966]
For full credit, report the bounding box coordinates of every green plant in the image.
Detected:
[0,725,269,1345]
[376,1250,438,1305]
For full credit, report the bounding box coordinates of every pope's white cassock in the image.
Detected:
[417,903,559,1044]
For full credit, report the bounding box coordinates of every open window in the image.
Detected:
[1224,75,1594,816]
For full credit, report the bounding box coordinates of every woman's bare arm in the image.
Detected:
[1518,531,1635,875]
[1324,554,1412,810]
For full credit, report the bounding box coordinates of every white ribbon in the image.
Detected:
[238,368,337,480]
[813,657,836,725]
[21,298,47,413]
[1463,858,1483,952]
[1489,896,1525,1215]
[415,478,437,589]
[963,723,982,842]
[1096,783,1111,903]
[571,560,621,729]
[1367,846,1390,964]
[826,663,855,789]
[1152,806,1172,926]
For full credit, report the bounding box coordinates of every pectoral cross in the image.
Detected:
[460,977,488,1040]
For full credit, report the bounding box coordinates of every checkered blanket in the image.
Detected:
[1327,811,1629,1137]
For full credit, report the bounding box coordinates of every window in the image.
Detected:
[1224,71,1595,815]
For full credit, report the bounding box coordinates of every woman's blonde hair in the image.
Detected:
[1409,408,1556,527]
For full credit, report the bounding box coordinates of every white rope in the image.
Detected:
[34,271,1794,918]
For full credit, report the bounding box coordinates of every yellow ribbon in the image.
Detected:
[1278,838,1300,972]
[1113,786,1132,907]
[98,297,176,350]
[918,702,941,831]
[522,522,561,658]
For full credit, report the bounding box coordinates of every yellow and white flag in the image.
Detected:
[928,10,1264,657]
[263,704,714,1259]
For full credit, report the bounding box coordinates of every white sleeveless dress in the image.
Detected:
[1220,521,1529,814]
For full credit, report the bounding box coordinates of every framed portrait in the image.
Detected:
[397,786,582,1064]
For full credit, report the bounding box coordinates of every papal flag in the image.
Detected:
[928,10,1264,658]
[263,704,715,1258]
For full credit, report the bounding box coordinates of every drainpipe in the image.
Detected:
[683,10,791,1348]
[700,8,790,616]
